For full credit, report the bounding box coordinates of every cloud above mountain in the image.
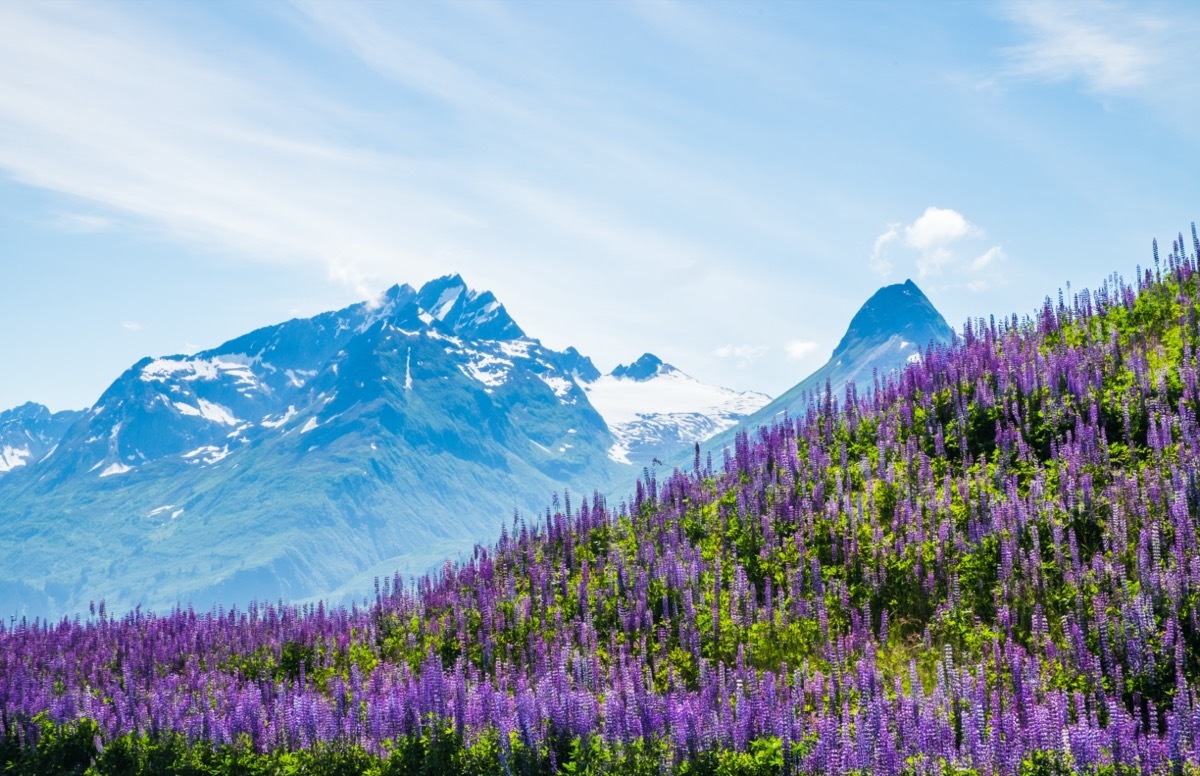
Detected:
[870,206,1007,292]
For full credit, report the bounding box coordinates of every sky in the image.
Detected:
[1,0,1199,412]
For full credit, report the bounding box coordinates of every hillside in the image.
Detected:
[4,231,1200,775]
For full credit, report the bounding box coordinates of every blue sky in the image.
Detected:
[1,0,1198,411]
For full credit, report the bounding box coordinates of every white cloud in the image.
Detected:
[1001,1,1161,93]
[866,206,982,279]
[904,206,977,253]
[784,340,817,360]
[121,321,142,331]
[874,206,1008,287]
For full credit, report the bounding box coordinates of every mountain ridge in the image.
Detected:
[0,274,623,617]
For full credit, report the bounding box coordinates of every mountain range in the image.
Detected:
[0,275,950,617]
[0,276,769,616]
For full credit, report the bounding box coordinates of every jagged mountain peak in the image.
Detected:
[0,271,621,615]
[559,347,601,383]
[415,274,468,314]
[610,353,678,382]
[833,279,950,357]
[411,275,525,341]
[1,401,54,422]
[380,282,418,304]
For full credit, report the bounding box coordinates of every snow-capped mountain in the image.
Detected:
[0,275,621,617]
[38,277,598,484]
[580,353,771,466]
[0,402,84,476]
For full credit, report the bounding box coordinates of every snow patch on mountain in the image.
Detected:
[581,358,770,465]
[458,350,513,387]
[497,340,534,359]
[285,369,315,388]
[0,445,31,473]
[584,369,768,426]
[262,406,298,429]
[607,442,632,465]
[142,355,264,388]
[175,400,239,426]
[433,287,462,320]
[183,445,231,465]
[539,374,574,400]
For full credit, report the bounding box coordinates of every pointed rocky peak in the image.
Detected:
[381,283,418,306]
[611,353,677,381]
[356,283,421,331]
[559,346,601,383]
[832,279,952,357]
[383,300,429,333]
[455,290,525,341]
[416,274,469,323]
[412,274,525,341]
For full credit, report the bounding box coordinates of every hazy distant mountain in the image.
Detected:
[580,353,771,467]
[0,275,627,617]
[700,279,954,458]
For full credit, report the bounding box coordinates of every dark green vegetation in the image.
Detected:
[2,715,799,776]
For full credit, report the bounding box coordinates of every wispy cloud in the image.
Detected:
[0,2,789,313]
[1000,1,1184,95]
[0,3,460,288]
[120,321,141,331]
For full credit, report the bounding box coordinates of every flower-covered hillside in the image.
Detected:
[5,230,1200,775]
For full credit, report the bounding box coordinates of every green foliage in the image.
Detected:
[1,723,788,776]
